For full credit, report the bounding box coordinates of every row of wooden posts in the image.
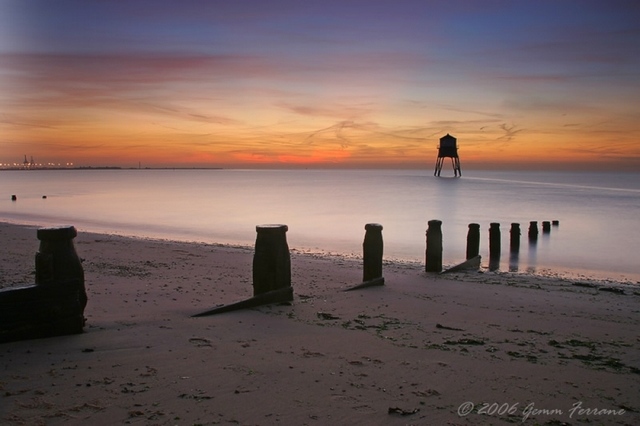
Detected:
[1,220,559,343]
[426,219,559,273]
[196,219,558,316]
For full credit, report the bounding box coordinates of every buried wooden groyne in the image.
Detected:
[0,218,563,337]
[194,222,389,315]
[0,226,87,343]
[191,216,562,307]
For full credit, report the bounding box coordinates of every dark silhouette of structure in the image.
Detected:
[434,134,461,177]
[0,226,87,343]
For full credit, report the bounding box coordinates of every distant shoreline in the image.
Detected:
[0,167,225,171]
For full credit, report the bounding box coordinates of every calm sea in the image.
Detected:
[2,169,639,282]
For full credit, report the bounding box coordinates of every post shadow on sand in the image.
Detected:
[193,224,293,317]
[0,226,87,343]
[344,223,385,291]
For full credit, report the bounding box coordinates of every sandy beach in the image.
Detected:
[1,221,638,425]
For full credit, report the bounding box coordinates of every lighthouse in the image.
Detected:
[434,133,461,177]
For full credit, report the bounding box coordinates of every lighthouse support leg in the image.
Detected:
[434,157,443,176]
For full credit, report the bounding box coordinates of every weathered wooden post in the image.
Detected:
[345,223,385,291]
[542,221,551,234]
[489,223,501,270]
[509,223,521,253]
[194,224,293,317]
[466,223,480,260]
[252,224,291,295]
[0,225,87,343]
[362,223,383,282]
[425,220,443,272]
[36,226,87,308]
[508,223,520,272]
[552,220,559,227]
[489,223,501,257]
[528,221,538,242]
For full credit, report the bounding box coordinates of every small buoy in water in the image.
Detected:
[11,195,17,201]
[42,195,47,199]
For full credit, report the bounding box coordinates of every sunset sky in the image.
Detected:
[1,0,639,170]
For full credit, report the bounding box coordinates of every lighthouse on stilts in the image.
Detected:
[434,133,461,177]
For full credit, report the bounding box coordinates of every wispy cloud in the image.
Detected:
[2,1,639,169]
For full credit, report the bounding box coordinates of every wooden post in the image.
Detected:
[36,226,87,309]
[489,223,501,271]
[528,221,538,242]
[510,223,521,253]
[1,225,87,343]
[508,223,520,272]
[194,224,293,317]
[542,221,551,234]
[489,223,501,257]
[344,224,385,291]
[466,223,480,260]
[425,220,443,272]
[362,223,383,282]
[252,224,291,296]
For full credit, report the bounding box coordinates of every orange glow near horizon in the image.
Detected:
[4,123,640,171]
[1,2,639,171]
[4,102,639,170]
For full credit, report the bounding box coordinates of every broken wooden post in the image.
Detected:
[466,223,480,260]
[1,225,87,343]
[193,224,293,317]
[528,221,538,242]
[344,223,385,291]
[425,220,442,273]
[552,220,559,226]
[542,221,551,234]
[510,223,521,253]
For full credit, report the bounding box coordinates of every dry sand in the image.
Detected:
[1,222,639,425]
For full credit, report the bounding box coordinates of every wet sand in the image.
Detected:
[1,222,639,425]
